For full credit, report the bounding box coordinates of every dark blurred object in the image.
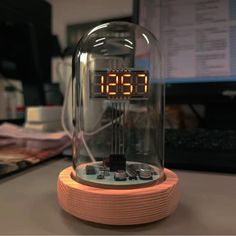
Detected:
[4,84,17,119]
[0,0,52,106]
[44,83,63,106]
[51,34,62,58]
[165,128,236,173]
[63,46,76,57]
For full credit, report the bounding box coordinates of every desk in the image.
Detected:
[0,157,236,235]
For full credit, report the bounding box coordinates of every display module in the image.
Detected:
[91,69,149,99]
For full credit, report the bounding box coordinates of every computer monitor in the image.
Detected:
[0,0,51,106]
[133,0,236,128]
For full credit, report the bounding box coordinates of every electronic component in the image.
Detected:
[97,171,105,179]
[126,165,138,180]
[128,163,140,173]
[139,168,153,180]
[128,175,137,180]
[102,157,110,168]
[114,170,127,181]
[90,70,149,100]
[98,163,110,176]
[100,166,110,176]
[86,165,97,175]
[109,154,126,172]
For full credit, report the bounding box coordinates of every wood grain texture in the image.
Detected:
[57,167,179,225]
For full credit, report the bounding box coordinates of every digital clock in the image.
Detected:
[90,70,149,99]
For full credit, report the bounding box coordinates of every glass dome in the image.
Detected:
[71,21,164,188]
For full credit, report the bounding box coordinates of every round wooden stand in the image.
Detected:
[57,167,179,225]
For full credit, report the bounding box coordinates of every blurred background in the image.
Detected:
[0,0,133,122]
[1,0,236,130]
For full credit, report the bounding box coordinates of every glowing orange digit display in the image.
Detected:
[122,73,133,95]
[144,75,148,93]
[92,70,149,99]
[100,76,105,93]
[137,73,148,94]
[107,73,118,95]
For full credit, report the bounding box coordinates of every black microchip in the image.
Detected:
[109,154,126,172]
[86,165,97,175]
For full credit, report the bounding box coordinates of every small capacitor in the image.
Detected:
[114,170,127,181]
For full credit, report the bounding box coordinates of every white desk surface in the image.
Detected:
[0,157,236,235]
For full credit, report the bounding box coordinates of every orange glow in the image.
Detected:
[123,74,131,84]
[123,82,132,95]
[94,71,149,98]
[107,82,116,95]
[106,74,117,95]
[101,76,104,93]
[107,73,117,95]
[145,76,147,84]
[138,74,145,77]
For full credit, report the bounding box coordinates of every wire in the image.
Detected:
[83,114,124,136]
[61,62,127,163]
[61,73,73,139]
[80,132,96,162]
[61,72,99,162]
[56,61,71,82]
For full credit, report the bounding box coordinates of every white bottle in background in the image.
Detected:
[4,85,17,119]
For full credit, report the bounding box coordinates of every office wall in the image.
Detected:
[47,0,133,48]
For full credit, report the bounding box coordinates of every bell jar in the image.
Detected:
[71,21,164,188]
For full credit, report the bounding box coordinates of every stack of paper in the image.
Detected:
[24,106,62,132]
[0,123,71,177]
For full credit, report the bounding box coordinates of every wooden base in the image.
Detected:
[57,167,179,225]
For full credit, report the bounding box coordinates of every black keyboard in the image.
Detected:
[165,129,236,173]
